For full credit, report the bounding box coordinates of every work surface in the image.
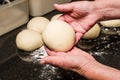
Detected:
[0,11,120,80]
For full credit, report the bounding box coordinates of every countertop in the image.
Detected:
[0,10,120,80]
[0,11,87,80]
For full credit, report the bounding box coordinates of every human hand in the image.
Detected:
[40,47,120,80]
[54,0,120,42]
[40,47,96,75]
[54,1,101,42]
[40,0,120,79]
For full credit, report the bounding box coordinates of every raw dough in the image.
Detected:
[27,17,49,34]
[42,20,75,51]
[51,14,62,21]
[16,29,43,51]
[100,19,120,27]
[82,24,101,39]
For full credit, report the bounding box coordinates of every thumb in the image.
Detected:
[54,3,73,12]
[40,56,63,67]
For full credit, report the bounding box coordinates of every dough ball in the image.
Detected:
[42,20,75,51]
[27,17,49,34]
[51,14,62,21]
[100,19,120,27]
[82,24,101,39]
[16,29,43,51]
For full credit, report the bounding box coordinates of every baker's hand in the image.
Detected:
[40,47,120,80]
[40,47,96,76]
[40,0,120,79]
[54,1,101,42]
[54,0,120,42]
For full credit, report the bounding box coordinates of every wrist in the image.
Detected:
[72,59,98,77]
[76,60,120,80]
[92,0,120,20]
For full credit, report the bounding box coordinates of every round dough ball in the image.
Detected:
[82,24,101,39]
[16,29,43,51]
[42,20,75,51]
[100,19,120,27]
[27,17,49,34]
[51,14,62,21]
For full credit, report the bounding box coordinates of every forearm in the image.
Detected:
[93,0,120,20]
[76,61,120,80]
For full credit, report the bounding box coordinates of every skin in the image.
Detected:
[40,0,120,80]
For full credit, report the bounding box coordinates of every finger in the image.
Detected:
[75,32,82,43]
[67,47,81,55]
[40,56,64,67]
[54,3,73,12]
[45,47,66,56]
[58,16,65,21]
[69,21,86,33]
[63,14,75,22]
[45,48,57,56]
[70,12,86,18]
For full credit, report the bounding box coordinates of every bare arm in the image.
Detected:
[41,0,120,80]
[93,0,120,20]
[76,60,120,80]
[41,47,120,80]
